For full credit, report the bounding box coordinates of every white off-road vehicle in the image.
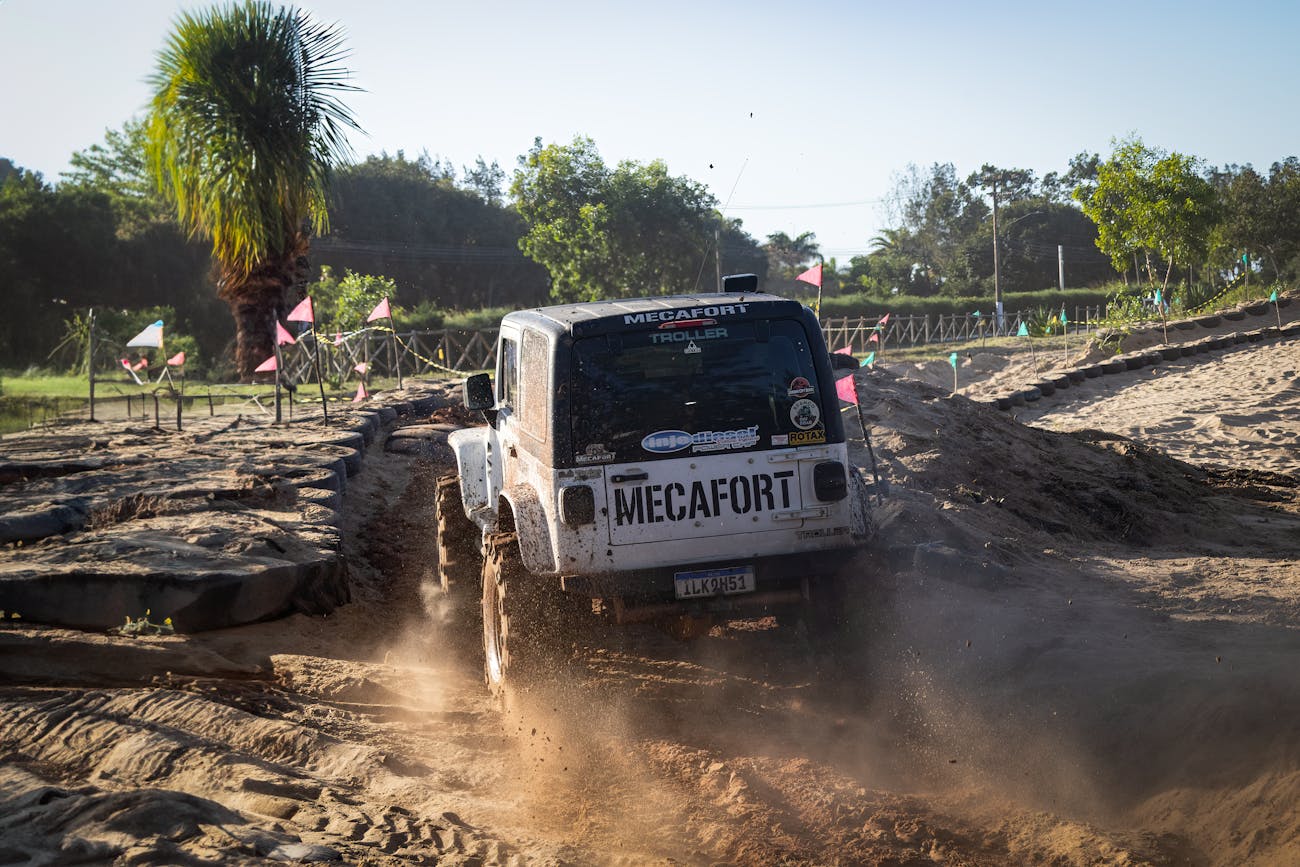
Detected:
[436,275,873,693]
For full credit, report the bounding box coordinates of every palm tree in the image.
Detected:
[146,1,361,379]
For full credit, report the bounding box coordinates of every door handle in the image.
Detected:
[610,472,648,483]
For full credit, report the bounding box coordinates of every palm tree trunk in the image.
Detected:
[218,248,303,381]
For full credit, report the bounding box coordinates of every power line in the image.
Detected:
[314,238,528,264]
[727,198,885,211]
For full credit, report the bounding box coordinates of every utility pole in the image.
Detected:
[715,228,722,292]
[991,179,1002,334]
[1058,244,1065,292]
[87,308,96,422]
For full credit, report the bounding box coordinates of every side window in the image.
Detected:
[498,337,519,409]
[519,329,549,441]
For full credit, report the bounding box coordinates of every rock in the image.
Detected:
[267,843,342,862]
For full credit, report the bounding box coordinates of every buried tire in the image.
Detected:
[435,476,479,607]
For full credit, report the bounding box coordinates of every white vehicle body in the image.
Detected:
[449,289,870,618]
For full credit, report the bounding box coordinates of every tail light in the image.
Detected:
[813,461,848,502]
[560,485,596,525]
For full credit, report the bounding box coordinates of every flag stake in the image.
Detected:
[854,394,884,505]
[389,313,402,390]
[313,332,329,423]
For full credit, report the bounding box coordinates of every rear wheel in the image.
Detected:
[482,531,561,696]
[435,475,479,607]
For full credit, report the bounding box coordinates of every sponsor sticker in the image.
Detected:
[788,429,826,446]
[787,376,815,397]
[650,327,728,345]
[684,341,701,354]
[613,470,796,525]
[575,451,614,464]
[790,398,821,430]
[641,427,760,454]
[771,434,789,446]
[622,304,750,325]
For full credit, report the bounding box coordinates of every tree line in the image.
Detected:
[2,5,1297,375]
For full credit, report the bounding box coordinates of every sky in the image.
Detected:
[4,0,1300,261]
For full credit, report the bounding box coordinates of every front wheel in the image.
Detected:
[435,475,479,607]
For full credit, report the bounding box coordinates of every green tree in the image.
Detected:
[1041,152,1101,204]
[145,1,362,378]
[306,266,397,330]
[321,151,548,309]
[512,137,757,302]
[1076,137,1218,291]
[884,163,989,295]
[62,119,172,235]
[762,231,820,283]
[1211,159,1300,283]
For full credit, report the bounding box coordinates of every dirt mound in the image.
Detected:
[849,368,1293,552]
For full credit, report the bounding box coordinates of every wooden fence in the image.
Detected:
[274,307,1107,378]
[280,328,500,381]
[820,306,1105,354]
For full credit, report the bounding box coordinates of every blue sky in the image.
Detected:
[4,0,1298,260]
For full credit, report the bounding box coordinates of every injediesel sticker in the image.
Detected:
[641,427,760,454]
[614,470,796,525]
[790,398,820,430]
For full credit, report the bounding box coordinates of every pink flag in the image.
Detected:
[275,321,296,345]
[354,362,369,375]
[333,332,345,346]
[132,358,149,371]
[352,381,368,402]
[120,358,144,385]
[878,313,891,327]
[286,297,314,324]
[835,374,858,405]
[795,264,823,288]
[834,346,852,356]
[366,297,392,323]
[254,354,278,373]
[868,331,879,343]
[166,351,186,367]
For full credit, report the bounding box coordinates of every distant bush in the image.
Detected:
[402,302,512,331]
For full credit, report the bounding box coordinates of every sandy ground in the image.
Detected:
[1,319,1299,864]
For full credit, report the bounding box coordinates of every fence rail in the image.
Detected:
[270,308,1110,378]
[820,306,1105,354]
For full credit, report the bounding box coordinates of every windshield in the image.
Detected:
[570,319,830,463]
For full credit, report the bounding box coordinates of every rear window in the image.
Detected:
[570,319,829,463]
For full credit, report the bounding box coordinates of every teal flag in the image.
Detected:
[1017,322,1029,337]
[973,310,981,318]
[1154,289,1162,305]
[861,352,875,367]
[1060,308,1068,325]
[948,352,958,369]
[1243,253,1250,265]
[1270,289,1279,302]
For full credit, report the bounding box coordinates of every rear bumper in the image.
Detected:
[557,547,859,608]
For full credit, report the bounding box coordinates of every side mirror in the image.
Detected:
[463,373,494,410]
[829,352,858,371]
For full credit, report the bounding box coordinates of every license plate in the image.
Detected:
[674,566,755,600]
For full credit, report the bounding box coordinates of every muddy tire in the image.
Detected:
[435,475,479,605]
[481,531,569,696]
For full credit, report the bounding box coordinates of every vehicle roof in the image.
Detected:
[504,292,807,338]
